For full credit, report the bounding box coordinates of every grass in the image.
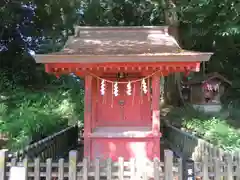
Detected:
[0,73,84,151]
[166,105,240,152]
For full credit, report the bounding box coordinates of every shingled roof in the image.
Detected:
[183,72,232,85]
[56,26,181,55]
[35,26,213,63]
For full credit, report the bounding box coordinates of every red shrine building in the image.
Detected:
[35,26,212,161]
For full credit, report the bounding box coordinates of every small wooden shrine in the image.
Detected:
[182,72,231,112]
[35,26,212,161]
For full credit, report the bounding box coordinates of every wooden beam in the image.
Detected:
[151,74,160,135]
[91,79,97,130]
[44,62,201,78]
[84,75,93,157]
[44,61,200,69]
[45,64,51,73]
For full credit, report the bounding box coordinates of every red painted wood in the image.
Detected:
[96,80,151,127]
[91,78,97,130]
[90,136,160,161]
[84,75,92,157]
[151,74,161,135]
[44,61,201,77]
[45,64,50,73]
[43,60,202,161]
[45,61,200,68]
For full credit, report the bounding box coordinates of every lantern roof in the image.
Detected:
[183,72,232,85]
[35,26,212,63]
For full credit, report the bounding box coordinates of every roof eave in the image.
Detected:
[74,26,170,31]
[34,53,213,64]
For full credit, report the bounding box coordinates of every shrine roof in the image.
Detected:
[183,72,232,85]
[35,26,213,63]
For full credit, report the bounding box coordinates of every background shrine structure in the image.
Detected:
[35,26,212,162]
[182,72,231,112]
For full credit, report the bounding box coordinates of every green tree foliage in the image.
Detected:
[0,0,81,85]
[0,73,84,150]
[80,0,165,26]
[177,0,240,77]
[1,0,240,150]
[0,0,79,43]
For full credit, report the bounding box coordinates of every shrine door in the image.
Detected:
[96,81,151,127]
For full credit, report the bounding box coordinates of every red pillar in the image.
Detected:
[91,79,97,130]
[45,64,50,73]
[84,75,92,157]
[151,74,161,159]
[151,74,160,135]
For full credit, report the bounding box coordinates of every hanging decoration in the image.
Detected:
[203,82,220,92]
[141,79,148,94]
[100,80,106,95]
[87,69,161,96]
[113,82,119,96]
[126,82,132,96]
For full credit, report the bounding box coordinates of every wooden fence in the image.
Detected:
[1,149,240,180]
[12,125,79,161]
[163,121,240,162]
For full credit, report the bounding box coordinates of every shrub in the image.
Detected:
[0,71,84,151]
[167,105,240,152]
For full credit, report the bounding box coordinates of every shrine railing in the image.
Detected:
[1,149,239,180]
[11,125,78,161]
[163,121,240,162]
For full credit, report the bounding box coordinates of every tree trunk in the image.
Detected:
[163,0,183,106]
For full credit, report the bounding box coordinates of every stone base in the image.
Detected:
[192,104,222,113]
